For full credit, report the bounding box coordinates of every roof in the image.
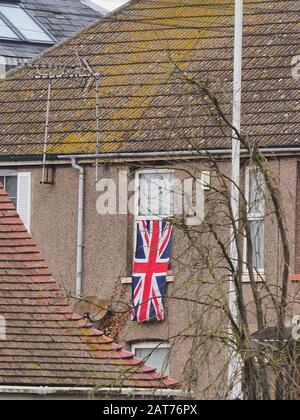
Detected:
[0,185,178,391]
[0,0,299,158]
[0,0,102,60]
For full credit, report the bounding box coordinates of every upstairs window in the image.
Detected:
[0,4,54,43]
[137,170,174,219]
[131,342,170,375]
[0,171,31,232]
[0,174,17,206]
[244,168,265,273]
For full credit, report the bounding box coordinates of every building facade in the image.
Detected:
[0,0,299,398]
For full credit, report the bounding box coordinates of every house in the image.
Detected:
[0,0,299,398]
[0,185,179,400]
[0,0,103,77]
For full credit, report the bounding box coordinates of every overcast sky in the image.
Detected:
[93,0,129,12]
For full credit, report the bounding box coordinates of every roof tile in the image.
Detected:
[0,185,178,390]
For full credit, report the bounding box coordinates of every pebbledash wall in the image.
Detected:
[1,155,300,397]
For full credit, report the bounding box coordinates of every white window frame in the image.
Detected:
[133,169,175,269]
[131,342,170,375]
[0,169,17,177]
[201,170,211,191]
[243,167,265,275]
[134,169,175,221]
[0,169,18,203]
[0,170,31,232]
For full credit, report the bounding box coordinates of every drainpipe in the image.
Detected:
[71,158,84,298]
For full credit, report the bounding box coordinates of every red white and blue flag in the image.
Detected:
[131,220,173,323]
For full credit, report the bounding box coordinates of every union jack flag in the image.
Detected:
[131,220,173,323]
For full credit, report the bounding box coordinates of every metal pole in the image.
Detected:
[30,59,99,185]
[41,79,52,184]
[228,0,244,400]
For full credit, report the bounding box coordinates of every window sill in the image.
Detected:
[121,275,174,285]
[242,273,266,283]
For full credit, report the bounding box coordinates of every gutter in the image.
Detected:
[0,386,186,398]
[57,147,300,161]
[71,158,85,298]
[0,146,300,167]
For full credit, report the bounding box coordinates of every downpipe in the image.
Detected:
[71,158,84,298]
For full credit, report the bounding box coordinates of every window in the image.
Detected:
[0,171,31,232]
[136,170,174,219]
[0,56,28,79]
[244,168,265,272]
[132,342,170,375]
[0,174,17,206]
[201,170,211,191]
[0,15,19,39]
[0,4,54,43]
